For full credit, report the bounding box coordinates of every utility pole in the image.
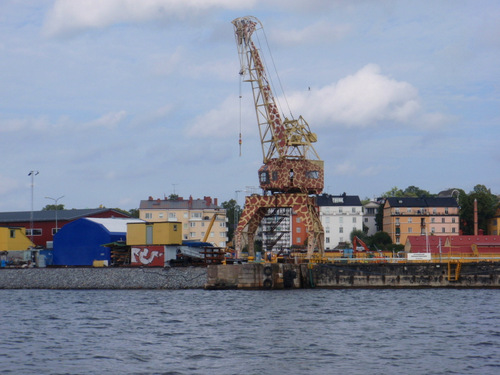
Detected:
[28,170,39,244]
[45,195,65,237]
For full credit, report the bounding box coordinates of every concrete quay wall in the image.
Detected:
[0,267,207,289]
[205,262,500,289]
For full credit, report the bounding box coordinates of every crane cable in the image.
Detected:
[257,22,294,120]
[239,71,243,157]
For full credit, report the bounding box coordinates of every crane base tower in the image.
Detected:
[235,193,324,259]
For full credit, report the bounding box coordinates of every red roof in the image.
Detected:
[405,235,500,255]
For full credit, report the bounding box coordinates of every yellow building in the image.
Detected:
[0,227,34,251]
[127,222,182,246]
[139,196,227,247]
[383,197,460,244]
[488,207,500,235]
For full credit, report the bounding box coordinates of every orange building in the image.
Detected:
[383,197,459,244]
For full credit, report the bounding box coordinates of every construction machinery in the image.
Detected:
[232,16,324,260]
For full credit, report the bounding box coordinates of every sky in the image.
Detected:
[1,0,499,212]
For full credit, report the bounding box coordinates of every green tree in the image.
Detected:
[221,199,242,243]
[42,204,65,211]
[370,231,392,250]
[128,208,139,218]
[459,185,499,235]
[350,229,368,244]
[402,185,432,198]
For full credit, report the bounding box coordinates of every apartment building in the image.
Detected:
[139,196,227,247]
[383,197,459,244]
[317,193,363,250]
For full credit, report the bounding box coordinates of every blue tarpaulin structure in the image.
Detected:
[53,217,143,266]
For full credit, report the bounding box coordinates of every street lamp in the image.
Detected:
[28,170,39,244]
[45,195,65,236]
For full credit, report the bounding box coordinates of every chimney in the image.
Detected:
[474,198,478,236]
[148,196,153,201]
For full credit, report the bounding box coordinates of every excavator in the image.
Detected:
[232,16,324,260]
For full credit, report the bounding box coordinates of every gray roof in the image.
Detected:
[385,197,459,208]
[140,198,221,210]
[0,208,129,223]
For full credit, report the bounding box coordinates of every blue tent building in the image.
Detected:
[53,217,143,266]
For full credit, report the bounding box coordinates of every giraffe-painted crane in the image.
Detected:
[232,16,324,259]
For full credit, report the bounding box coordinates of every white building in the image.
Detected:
[363,200,381,236]
[317,193,363,250]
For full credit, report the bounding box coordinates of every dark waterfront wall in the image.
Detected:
[2,262,499,290]
[206,262,500,289]
[0,267,207,289]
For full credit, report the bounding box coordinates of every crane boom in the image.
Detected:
[232,16,325,259]
[232,16,324,195]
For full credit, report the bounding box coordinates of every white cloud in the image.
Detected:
[0,174,19,195]
[43,0,254,37]
[285,64,449,128]
[82,111,127,129]
[186,96,255,139]
[272,20,351,45]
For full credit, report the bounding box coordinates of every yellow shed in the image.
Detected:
[0,227,34,251]
[127,222,182,246]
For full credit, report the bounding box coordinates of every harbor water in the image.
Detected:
[1,289,499,375]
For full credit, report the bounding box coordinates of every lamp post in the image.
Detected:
[28,170,39,244]
[45,195,65,237]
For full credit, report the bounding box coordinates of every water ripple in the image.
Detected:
[0,289,499,374]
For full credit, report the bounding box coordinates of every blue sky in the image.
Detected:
[1,0,499,212]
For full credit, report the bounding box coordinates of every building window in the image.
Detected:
[145,213,152,219]
[452,227,456,233]
[339,217,343,224]
[190,222,196,227]
[445,207,449,214]
[325,227,330,234]
[296,237,301,243]
[159,213,164,219]
[183,223,188,229]
[407,208,412,213]
[452,218,456,223]
[339,207,343,214]
[173,225,178,231]
[168,213,176,219]
[442,218,445,223]
[408,218,412,223]
[408,228,413,233]
[395,208,400,214]
[183,235,188,240]
[352,207,356,213]
[326,237,330,243]
[442,227,445,233]
[10,230,15,238]
[433,208,437,214]
[431,227,435,233]
[190,232,196,238]
[210,232,214,238]
[296,227,301,233]
[296,218,301,223]
[364,218,368,222]
[352,217,356,223]
[184,213,188,218]
[191,212,202,219]
[26,229,42,236]
[325,217,330,224]
[339,227,343,233]
[431,218,435,223]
